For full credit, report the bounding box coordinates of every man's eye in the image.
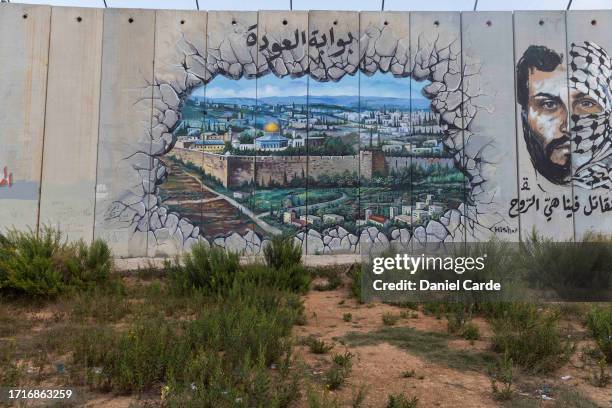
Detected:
[540,100,558,110]
[580,99,595,108]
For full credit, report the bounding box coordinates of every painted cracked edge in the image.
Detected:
[105,16,494,256]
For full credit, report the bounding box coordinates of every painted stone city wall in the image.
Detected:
[168,150,386,189]
[1,4,612,258]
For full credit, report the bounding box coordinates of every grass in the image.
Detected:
[382,313,400,326]
[341,327,496,372]
[500,385,600,408]
[584,304,612,363]
[264,233,302,271]
[349,264,363,302]
[401,369,416,378]
[519,231,612,299]
[0,228,607,406]
[325,351,353,390]
[0,227,116,298]
[0,232,309,406]
[489,352,514,401]
[489,303,573,373]
[385,393,419,408]
[312,266,343,291]
[461,323,480,341]
[68,279,305,404]
[308,337,334,354]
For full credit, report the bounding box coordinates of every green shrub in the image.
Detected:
[168,241,310,298]
[349,264,363,302]
[308,337,334,354]
[275,264,311,294]
[168,243,240,295]
[382,313,400,326]
[307,388,340,408]
[489,351,514,401]
[461,323,480,341]
[386,393,418,408]
[446,302,474,335]
[0,341,24,386]
[585,305,612,363]
[238,263,311,294]
[312,267,342,291]
[490,303,572,373]
[0,227,115,298]
[325,352,353,390]
[343,313,352,322]
[401,369,416,378]
[264,234,302,271]
[519,231,612,296]
[422,302,444,319]
[64,239,113,290]
[72,281,303,404]
[590,357,610,387]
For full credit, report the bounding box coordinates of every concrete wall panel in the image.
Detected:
[461,12,520,241]
[94,8,155,257]
[410,12,465,245]
[566,11,612,239]
[513,11,574,240]
[255,11,309,252]
[39,6,103,243]
[203,11,260,254]
[359,12,412,251]
[3,6,612,256]
[0,4,50,232]
[148,9,208,257]
[307,11,360,255]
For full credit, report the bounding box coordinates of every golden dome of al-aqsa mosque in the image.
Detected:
[256,122,288,151]
[263,122,280,133]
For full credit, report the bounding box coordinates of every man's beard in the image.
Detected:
[522,113,571,185]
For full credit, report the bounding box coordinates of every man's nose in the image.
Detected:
[558,106,569,136]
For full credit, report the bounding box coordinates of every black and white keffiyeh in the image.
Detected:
[569,41,612,190]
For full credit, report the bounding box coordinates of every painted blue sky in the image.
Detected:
[194,72,427,99]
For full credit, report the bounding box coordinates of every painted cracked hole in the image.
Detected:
[155,67,467,252]
[114,26,489,253]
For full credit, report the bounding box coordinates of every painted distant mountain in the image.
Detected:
[198,95,431,110]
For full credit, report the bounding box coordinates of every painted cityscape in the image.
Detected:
[159,72,464,246]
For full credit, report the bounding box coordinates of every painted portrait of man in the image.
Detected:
[516,44,611,188]
[569,41,612,190]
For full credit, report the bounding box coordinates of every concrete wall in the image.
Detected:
[2,3,612,257]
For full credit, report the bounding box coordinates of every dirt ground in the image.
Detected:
[1,273,610,407]
[291,275,612,408]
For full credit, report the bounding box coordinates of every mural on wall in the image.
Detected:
[569,41,612,191]
[105,10,490,255]
[4,4,612,257]
[511,41,612,222]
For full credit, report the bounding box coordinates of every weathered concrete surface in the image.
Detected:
[39,7,103,243]
[461,11,519,242]
[0,4,50,232]
[94,8,155,256]
[114,253,361,272]
[2,4,611,260]
[147,9,209,257]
